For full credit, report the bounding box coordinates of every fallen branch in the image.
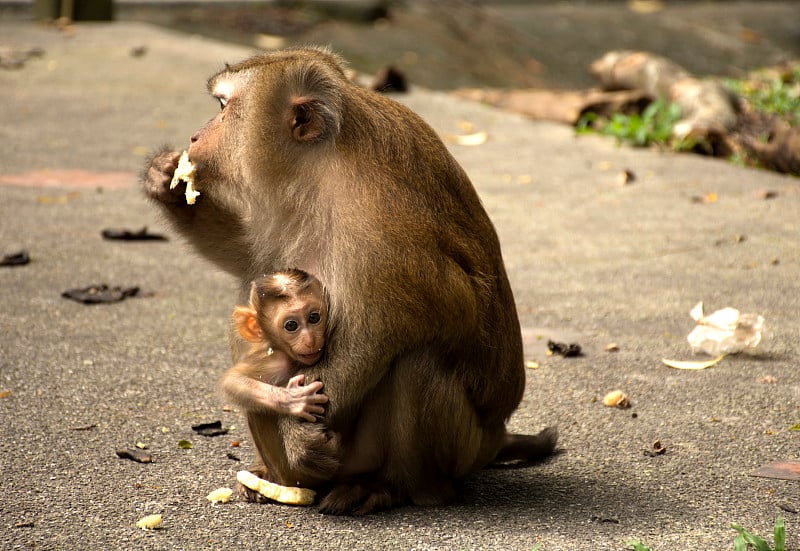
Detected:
[589,50,740,141]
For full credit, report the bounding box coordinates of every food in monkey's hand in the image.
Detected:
[170,151,199,205]
[236,470,316,506]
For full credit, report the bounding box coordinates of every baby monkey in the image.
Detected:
[220,269,329,422]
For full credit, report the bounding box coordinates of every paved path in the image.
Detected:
[1,20,798,551]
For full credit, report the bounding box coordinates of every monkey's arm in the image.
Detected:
[142,149,250,276]
[220,364,327,422]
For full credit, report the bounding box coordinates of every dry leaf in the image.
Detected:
[616,169,636,186]
[0,389,10,399]
[661,355,724,370]
[628,0,663,14]
[525,360,539,369]
[644,440,667,457]
[604,343,620,352]
[691,192,718,204]
[457,120,475,132]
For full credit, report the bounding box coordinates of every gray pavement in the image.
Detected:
[1,16,799,551]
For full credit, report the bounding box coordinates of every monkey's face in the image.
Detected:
[266,291,327,366]
[186,71,252,193]
[188,53,346,197]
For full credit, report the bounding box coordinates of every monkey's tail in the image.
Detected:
[492,427,559,466]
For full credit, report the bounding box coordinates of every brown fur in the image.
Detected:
[143,47,556,515]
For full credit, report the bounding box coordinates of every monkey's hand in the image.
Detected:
[275,374,328,422]
[142,149,186,206]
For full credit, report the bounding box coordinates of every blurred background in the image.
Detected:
[2,0,799,91]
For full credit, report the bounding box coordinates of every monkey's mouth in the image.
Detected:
[297,351,322,365]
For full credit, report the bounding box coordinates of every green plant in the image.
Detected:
[627,540,653,551]
[724,67,800,123]
[732,515,785,551]
[576,99,686,149]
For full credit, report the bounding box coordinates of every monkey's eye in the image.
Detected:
[308,311,321,325]
[216,96,228,110]
[283,320,299,332]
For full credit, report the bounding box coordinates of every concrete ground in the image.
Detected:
[0,8,798,551]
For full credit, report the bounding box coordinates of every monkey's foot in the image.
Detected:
[318,479,396,516]
[237,467,272,504]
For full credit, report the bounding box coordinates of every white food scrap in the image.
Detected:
[687,301,764,356]
[662,355,724,370]
[206,487,234,504]
[236,470,315,506]
[135,514,163,530]
[170,151,199,205]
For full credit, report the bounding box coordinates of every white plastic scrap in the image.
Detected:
[686,301,764,356]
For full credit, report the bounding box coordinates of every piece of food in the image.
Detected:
[206,487,234,504]
[170,151,199,205]
[135,514,162,530]
[603,389,630,409]
[662,355,724,370]
[236,470,315,506]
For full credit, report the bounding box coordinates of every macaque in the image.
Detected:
[220,269,329,423]
[143,46,556,515]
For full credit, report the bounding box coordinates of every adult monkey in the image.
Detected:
[143,47,556,515]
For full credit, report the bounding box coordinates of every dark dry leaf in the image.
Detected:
[14,521,35,528]
[644,440,667,457]
[129,45,148,58]
[192,420,228,437]
[226,452,241,462]
[0,250,30,267]
[71,424,97,431]
[547,340,582,357]
[101,227,167,241]
[616,169,636,186]
[116,448,153,463]
[590,515,620,524]
[779,503,798,514]
[62,284,140,304]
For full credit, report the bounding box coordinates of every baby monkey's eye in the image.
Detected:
[283,320,299,332]
[308,311,321,324]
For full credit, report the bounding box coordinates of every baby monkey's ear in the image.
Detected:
[233,306,262,343]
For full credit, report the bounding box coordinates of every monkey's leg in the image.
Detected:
[319,354,497,515]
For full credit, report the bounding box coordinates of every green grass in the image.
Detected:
[732,515,786,551]
[576,99,690,150]
[725,66,800,124]
[577,62,799,156]
[626,515,787,551]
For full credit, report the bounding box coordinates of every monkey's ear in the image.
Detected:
[233,306,262,343]
[289,97,337,143]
